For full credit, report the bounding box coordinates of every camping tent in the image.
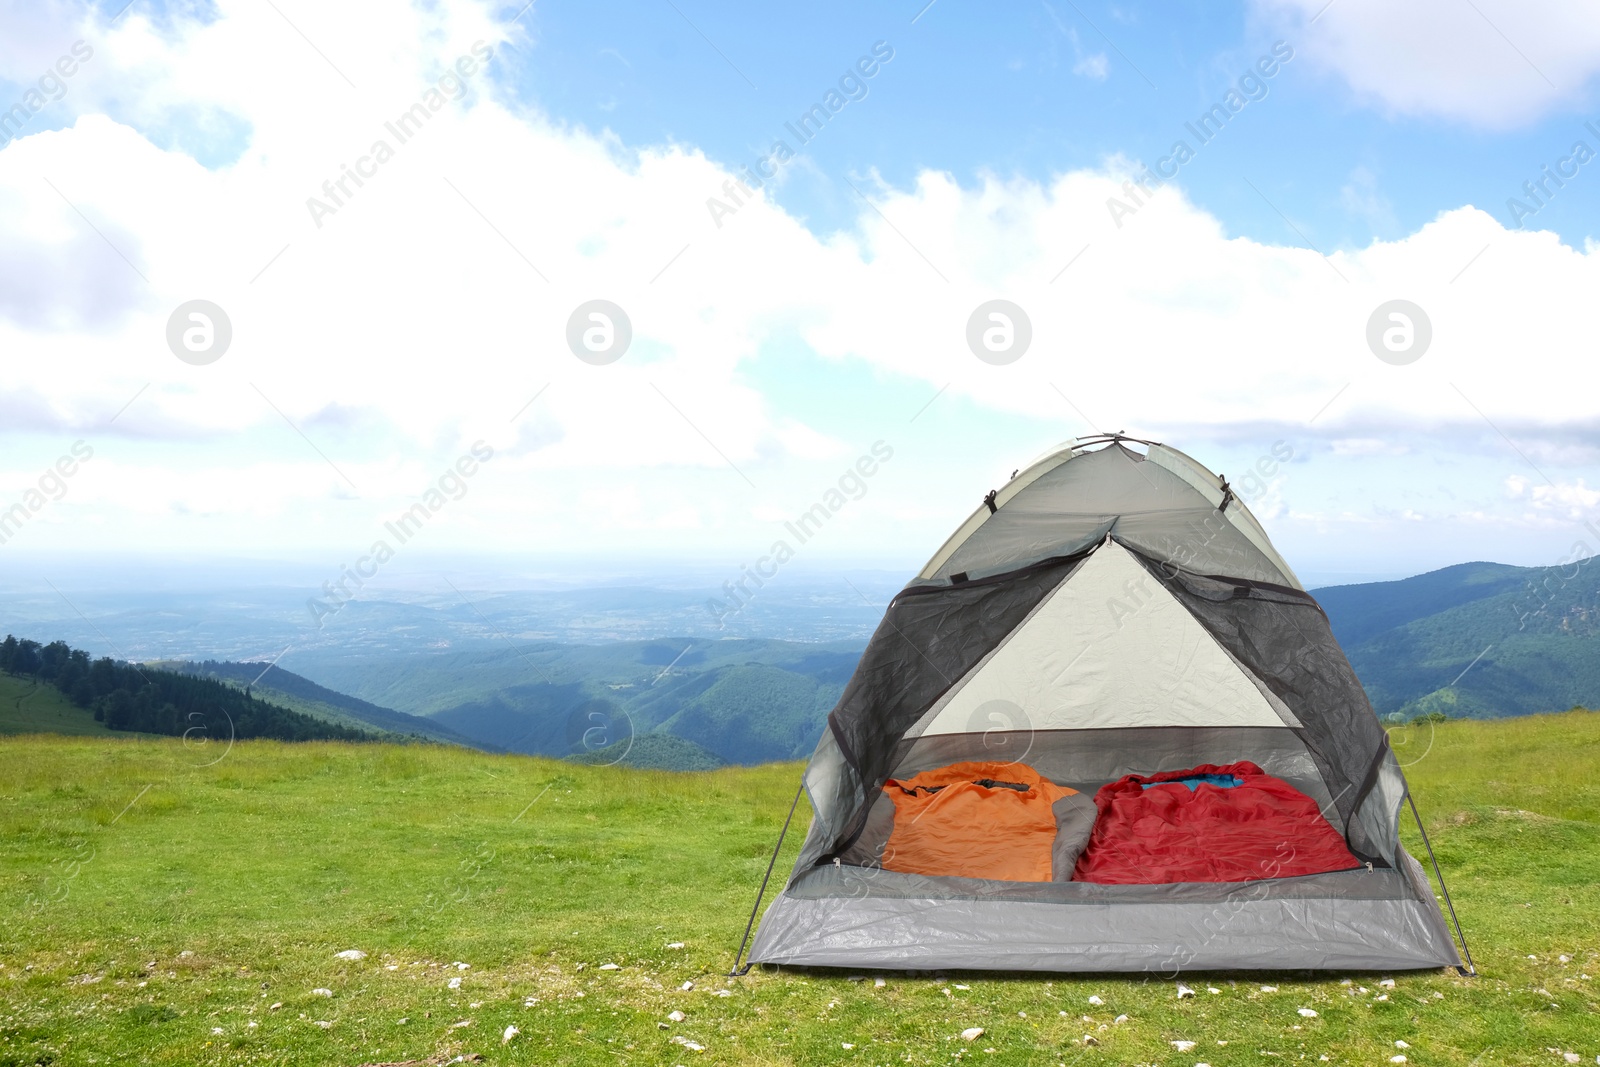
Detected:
[740,436,1470,974]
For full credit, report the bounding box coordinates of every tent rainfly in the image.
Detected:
[735,436,1472,974]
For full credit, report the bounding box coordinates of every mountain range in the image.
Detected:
[5,555,1596,769]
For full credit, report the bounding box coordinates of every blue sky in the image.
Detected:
[512,0,1600,247]
[3,0,1600,597]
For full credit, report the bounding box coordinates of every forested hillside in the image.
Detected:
[1317,556,1600,718]
[0,636,372,743]
[157,659,484,748]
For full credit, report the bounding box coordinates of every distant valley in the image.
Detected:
[4,554,1598,770]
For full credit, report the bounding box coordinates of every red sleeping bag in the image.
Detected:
[1071,761,1361,884]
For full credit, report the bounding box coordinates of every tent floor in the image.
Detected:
[749,851,1461,973]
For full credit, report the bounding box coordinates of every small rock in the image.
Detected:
[1088,995,1104,1006]
[311,988,333,997]
[671,1035,706,1052]
[1376,994,1390,1001]
[1260,985,1278,992]
[1561,1055,1579,1065]
[448,977,462,989]
[668,1010,686,1022]
[268,1002,282,1011]
[450,1019,471,1029]
[1394,1040,1410,1049]
[454,961,471,970]
[711,989,731,998]
[1207,986,1221,994]
[334,950,366,960]
[874,978,886,988]
[960,1027,984,1041]
[398,1018,408,1025]
[314,1020,330,1029]
[1083,1034,1099,1046]
[211,1027,223,1035]
[667,942,685,949]
[1390,1057,1406,1065]
[1113,1014,1128,1024]
[1177,983,1195,998]
[1172,1040,1197,1052]
[842,1042,855,1049]
[502,1024,519,1045]
[680,981,694,991]
[1017,1011,1027,1018]
[954,983,971,990]
[1298,1008,1318,1018]
[599,963,620,971]
[1379,978,1395,989]
[657,1022,668,1030]
[179,951,193,958]
[1559,954,1571,963]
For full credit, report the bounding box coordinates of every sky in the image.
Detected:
[3,0,1600,592]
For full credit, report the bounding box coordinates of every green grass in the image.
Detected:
[1,714,1598,1065]
[0,673,116,737]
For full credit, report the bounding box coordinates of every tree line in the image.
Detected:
[0,635,372,742]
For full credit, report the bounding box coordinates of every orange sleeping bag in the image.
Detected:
[879,761,1078,882]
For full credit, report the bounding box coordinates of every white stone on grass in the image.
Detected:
[1088,995,1104,1006]
[334,950,366,960]
[960,1027,984,1041]
[1298,1008,1318,1017]
[1176,983,1195,998]
[600,963,620,971]
[311,988,333,997]
[668,1010,686,1022]
[502,1024,519,1044]
[1172,1040,1196,1052]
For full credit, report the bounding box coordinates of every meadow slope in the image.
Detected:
[1,714,1598,1066]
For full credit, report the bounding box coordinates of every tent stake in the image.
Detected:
[729,777,806,977]
[1406,789,1477,977]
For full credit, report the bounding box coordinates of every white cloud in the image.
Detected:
[1254,0,1600,127]
[2,0,1599,565]
[1073,53,1110,81]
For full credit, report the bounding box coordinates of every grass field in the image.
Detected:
[0,673,117,738]
[1,713,1598,1066]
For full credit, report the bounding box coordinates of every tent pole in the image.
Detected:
[729,776,806,977]
[1406,789,1477,977]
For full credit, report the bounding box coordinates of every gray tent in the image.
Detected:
[739,436,1471,974]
